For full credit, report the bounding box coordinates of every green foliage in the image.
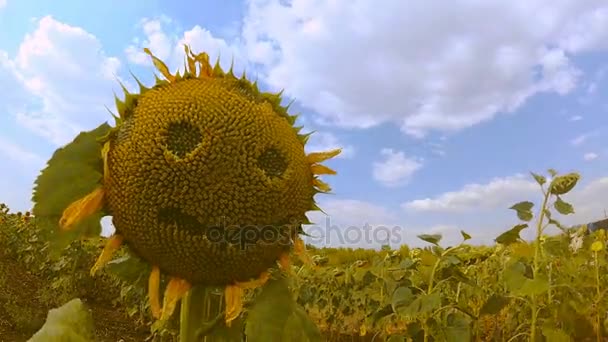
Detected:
[31,123,111,256]
[1,167,607,341]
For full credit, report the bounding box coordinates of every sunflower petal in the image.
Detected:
[101,141,111,184]
[143,48,175,82]
[306,149,341,164]
[59,187,105,231]
[294,235,315,267]
[224,285,244,326]
[90,234,123,276]
[160,277,191,321]
[312,178,331,192]
[277,252,293,275]
[311,164,336,175]
[149,266,161,319]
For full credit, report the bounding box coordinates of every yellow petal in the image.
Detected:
[149,266,161,319]
[90,234,123,276]
[59,187,105,231]
[311,164,336,175]
[225,271,271,326]
[235,271,270,289]
[277,252,293,275]
[184,45,197,75]
[160,277,191,321]
[143,48,175,82]
[312,178,331,192]
[306,149,341,164]
[224,285,244,326]
[294,235,315,268]
[101,141,111,184]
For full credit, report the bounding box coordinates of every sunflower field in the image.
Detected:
[0,47,607,342]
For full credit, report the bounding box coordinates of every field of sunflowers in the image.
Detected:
[1,168,607,341]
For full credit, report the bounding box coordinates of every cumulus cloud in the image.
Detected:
[4,16,122,145]
[240,0,608,137]
[402,174,538,213]
[570,131,597,146]
[584,152,598,161]
[373,148,423,187]
[0,138,44,165]
[125,17,247,77]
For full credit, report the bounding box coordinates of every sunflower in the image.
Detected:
[32,45,340,325]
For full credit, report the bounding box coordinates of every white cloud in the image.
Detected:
[0,138,44,165]
[5,16,122,145]
[584,152,598,161]
[570,131,597,146]
[402,174,538,213]
[569,115,583,121]
[125,17,247,77]
[240,0,608,138]
[305,132,354,159]
[0,0,6,9]
[373,148,423,187]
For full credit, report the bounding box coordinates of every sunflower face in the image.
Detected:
[105,74,316,285]
[47,47,340,322]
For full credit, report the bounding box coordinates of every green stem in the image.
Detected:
[179,285,210,342]
[595,251,601,342]
[530,187,551,342]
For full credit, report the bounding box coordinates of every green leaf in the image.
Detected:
[460,230,471,241]
[245,277,322,342]
[516,274,550,297]
[554,197,575,215]
[479,295,510,316]
[397,292,441,318]
[509,201,534,222]
[31,123,111,254]
[417,234,442,246]
[503,261,527,292]
[106,253,151,287]
[391,287,415,314]
[28,298,95,342]
[530,172,546,186]
[547,168,558,177]
[445,312,471,341]
[542,325,571,342]
[495,224,528,245]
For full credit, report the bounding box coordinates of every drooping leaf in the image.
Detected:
[530,172,546,186]
[31,123,111,254]
[509,201,534,222]
[397,292,441,319]
[105,253,151,288]
[417,234,442,246]
[554,197,575,215]
[245,277,322,342]
[479,295,510,316]
[28,298,95,342]
[495,224,528,245]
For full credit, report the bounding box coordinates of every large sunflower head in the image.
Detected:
[32,46,340,324]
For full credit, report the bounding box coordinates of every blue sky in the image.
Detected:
[1,0,608,248]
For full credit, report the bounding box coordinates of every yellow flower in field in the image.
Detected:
[32,46,340,325]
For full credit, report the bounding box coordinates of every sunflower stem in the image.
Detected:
[179,285,208,342]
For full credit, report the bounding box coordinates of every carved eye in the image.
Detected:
[257,147,288,178]
[164,121,203,158]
